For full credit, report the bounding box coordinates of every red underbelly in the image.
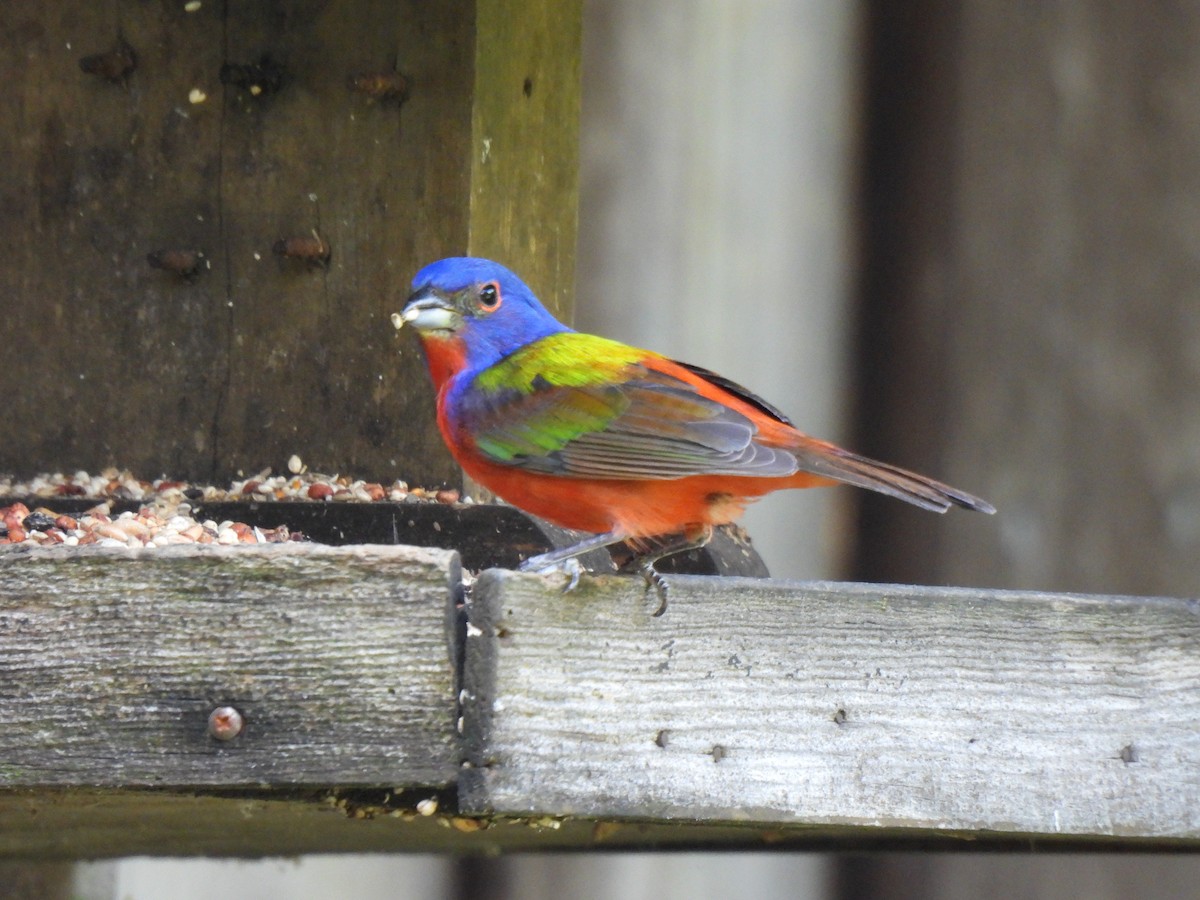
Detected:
[456,453,831,536]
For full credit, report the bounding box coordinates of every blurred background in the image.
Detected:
[7,0,1200,896]
[556,1,1200,897]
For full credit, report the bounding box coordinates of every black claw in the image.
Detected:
[641,564,670,617]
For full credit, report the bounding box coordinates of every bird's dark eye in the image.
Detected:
[478,283,501,310]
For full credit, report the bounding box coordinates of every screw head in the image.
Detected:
[208,706,244,741]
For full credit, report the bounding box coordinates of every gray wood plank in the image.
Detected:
[461,571,1200,841]
[0,544,461,787]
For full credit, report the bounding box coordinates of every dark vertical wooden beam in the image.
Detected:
[852,1,1200,598]
[0,862,73,900]
[212,0,484,484]
[1,1,228,480]
[838,855,932,900]
[0,0,581,487]
[850,1,966,587]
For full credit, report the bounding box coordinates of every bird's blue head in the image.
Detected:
[394,257,571,374]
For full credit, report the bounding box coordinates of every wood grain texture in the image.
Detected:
[212,0,477,484]
[462,570,1200,841]
[468,0,583,321]
[0,544,460,788]
[0,0,582,486]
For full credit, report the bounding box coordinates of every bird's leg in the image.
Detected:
[613,525,714,617]
[519,529,633,571]
[519,530,633,592]
[518,526,713,614]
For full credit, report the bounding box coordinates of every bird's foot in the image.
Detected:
[518,526,714,616]
[523,551,670,613]
[638,563,670,617]
[520,556,584,593]
[613,525,715,618]
[518,530,631,593]
[519,529,630,573]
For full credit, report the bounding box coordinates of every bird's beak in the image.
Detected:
[393,289,460,334]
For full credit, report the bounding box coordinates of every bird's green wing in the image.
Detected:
[455,332,799,480]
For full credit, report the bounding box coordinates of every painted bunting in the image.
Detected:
[394,257,993,611]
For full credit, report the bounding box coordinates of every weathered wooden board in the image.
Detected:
[0,0,581,485]
[461,571,1200,841]
[0,544,460,787]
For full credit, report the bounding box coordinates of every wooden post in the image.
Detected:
[0,0,581,487]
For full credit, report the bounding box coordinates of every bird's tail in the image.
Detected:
[789,439,995,515]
